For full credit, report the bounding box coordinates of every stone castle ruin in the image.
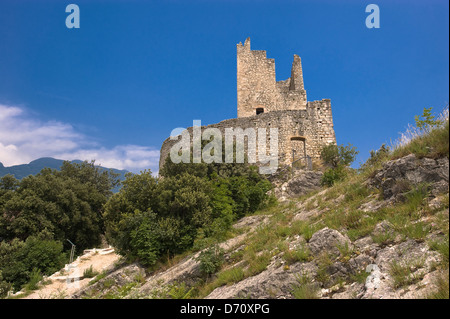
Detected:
[159,38,336,173]
[237,37,307,117]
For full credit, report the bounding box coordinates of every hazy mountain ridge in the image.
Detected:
[0,157,129,191]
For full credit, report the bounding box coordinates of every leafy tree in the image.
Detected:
[114,210,162,265]
[0,161,119,251]
[0,235,66,290]
[320,143,358,187]
[0,174,18,191]
[415,107,442,132]
[320,143,359,168]
[103,170,158,244]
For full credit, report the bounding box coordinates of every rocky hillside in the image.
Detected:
[17,150,448,299]
[11,111,448,300]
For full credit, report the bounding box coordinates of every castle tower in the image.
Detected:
[159,38,336,174]
[237,38,307,118]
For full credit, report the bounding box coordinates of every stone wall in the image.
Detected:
[159,100,336,173]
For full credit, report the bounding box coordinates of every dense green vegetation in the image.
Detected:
[0,161,119,295]
[103,157,273,267]
[0,143,272,295]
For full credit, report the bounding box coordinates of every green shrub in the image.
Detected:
[360,144,390,171]
[196,245,225,276]
[24,268,42,291]
[116,211,163,266]
[83,265,99,279]
[415,107,444,131]
[321,165,348,187]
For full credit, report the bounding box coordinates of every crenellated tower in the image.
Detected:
[237,37,307,118]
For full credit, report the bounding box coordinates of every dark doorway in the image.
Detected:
[256,108,264,115]
[290,136,308,168]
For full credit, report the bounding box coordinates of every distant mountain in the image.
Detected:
[0,157,128,192]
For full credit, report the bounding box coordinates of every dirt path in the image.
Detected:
[21,247,121,299]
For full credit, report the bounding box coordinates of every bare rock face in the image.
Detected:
[206,261,318,299]
[283,171,323,198]
[271,170,323,200]
[361,239,443,299]
[308,228,352,258]
[369,154,449,200]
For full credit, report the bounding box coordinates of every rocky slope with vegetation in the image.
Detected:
[1,107,448,299]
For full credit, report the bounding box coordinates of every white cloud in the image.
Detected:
[0,103,160,173]
[55,145,160,173]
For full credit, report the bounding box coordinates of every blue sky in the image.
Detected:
[0,0,448,173]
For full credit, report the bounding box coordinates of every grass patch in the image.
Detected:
[291,272,320,299]
[402,222,431,242]
[216,266,245,286]
[24,268,42,292]
[83,265,99,279]
[88,270,107,286]
[315,252,333,286]
[104,282,138,299]
[428,236,449,266]
[245,252,272,277]
[350,269,370,284]
[336,242,353,262]
[197,266,245,298]
[404,184,429,211]
[427,271,449,299]
[388,259,425,289]
[372,231,397,246]
[281,243,311,265]
[166,282,195,299]
[392,120,449,160]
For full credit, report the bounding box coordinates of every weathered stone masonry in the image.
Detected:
[159,38,336,172]
[237,37,307,117]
